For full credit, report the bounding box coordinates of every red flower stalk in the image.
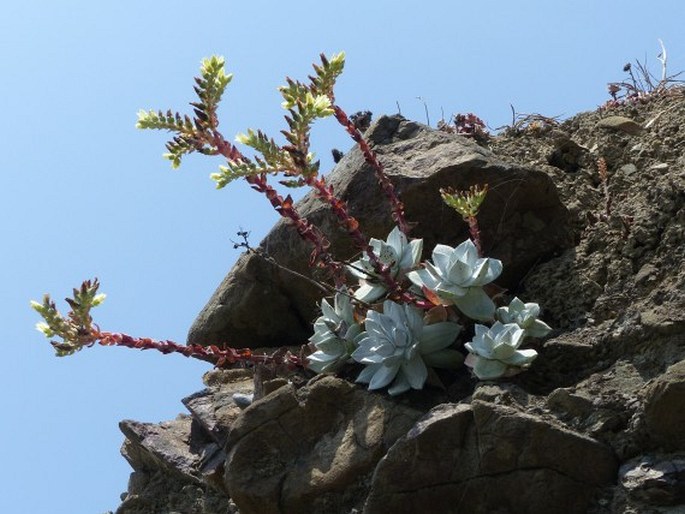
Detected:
[250,173,345,281]
[332,105,410,235]
[34,278,302,369]
[597,157,612,217]
[209,131,346,284]
[467,216,483,257]
[96,331,302,369]
[303,173,405,296]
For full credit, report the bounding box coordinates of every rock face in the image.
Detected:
[188,115,572,348]
[619,455,685,507]
[365,386,617,514]
[115,91,685,513]
[224,375,424,514]
[117,416,234,514]
[643,360,685,451]
[115,370,253,514]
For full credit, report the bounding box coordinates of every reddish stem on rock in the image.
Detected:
[332,105,411,236]
[597,157,612,217]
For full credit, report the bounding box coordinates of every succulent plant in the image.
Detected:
[351,300,462,395]
[464,322,537,380]
[307,293,363,373]
[406,239,502,321]
[348,226,423,303]
[496,297,552,338]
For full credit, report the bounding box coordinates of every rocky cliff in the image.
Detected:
[114,90,685,514]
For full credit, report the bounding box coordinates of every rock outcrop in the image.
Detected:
[115,91,685,513]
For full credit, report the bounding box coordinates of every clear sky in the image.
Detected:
[2,2,684,512]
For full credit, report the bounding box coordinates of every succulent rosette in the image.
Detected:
[348,226,423,303]
[307,293,363,373]
[351,300,462,395]
[407,239,502,321]
[496,297,552,338]
[464,322,538,380]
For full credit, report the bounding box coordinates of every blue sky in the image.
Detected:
[2,2,684,512]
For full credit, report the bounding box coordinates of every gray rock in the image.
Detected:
[117,416,233,514]
[120,417,204,483]
[644,360,685,450]
[620,455,685,506]
[231,392,254,409]
[224,375,424,514]
[363,393,617,514]
[596,116,643,135]
[181,369,254,447]
[189,115,572,348]
[547,387,594,418]
[620,163,638,175]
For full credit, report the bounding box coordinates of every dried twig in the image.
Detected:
[605,40,684,107]
[498,105,561,134]
[597,157,611,217]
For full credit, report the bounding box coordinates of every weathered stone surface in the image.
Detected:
[596,115,643,135]
[620,455,685,506]
[224,375,424,514]
[644,360,685,450]
[364,390,617,514]
[182,371,254,447]
[189,115,572,348]
[117,416,233,514]
[120,417,204,483]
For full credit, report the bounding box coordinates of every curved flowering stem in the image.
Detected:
[97,332,301,369]
[332,104,410,235]
[32,279,302,369]
[138,53,418,295]
[278,54,414,298]
[137,58,346,284]
[233,53,409,296]
[313,183,423,306]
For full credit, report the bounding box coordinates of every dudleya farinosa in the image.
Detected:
[307,293,363,373]
[407,239,502,321]
[348,227,423,303]
[351,300,462,395]
[496,297,552,338]
[464,321,538,379]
